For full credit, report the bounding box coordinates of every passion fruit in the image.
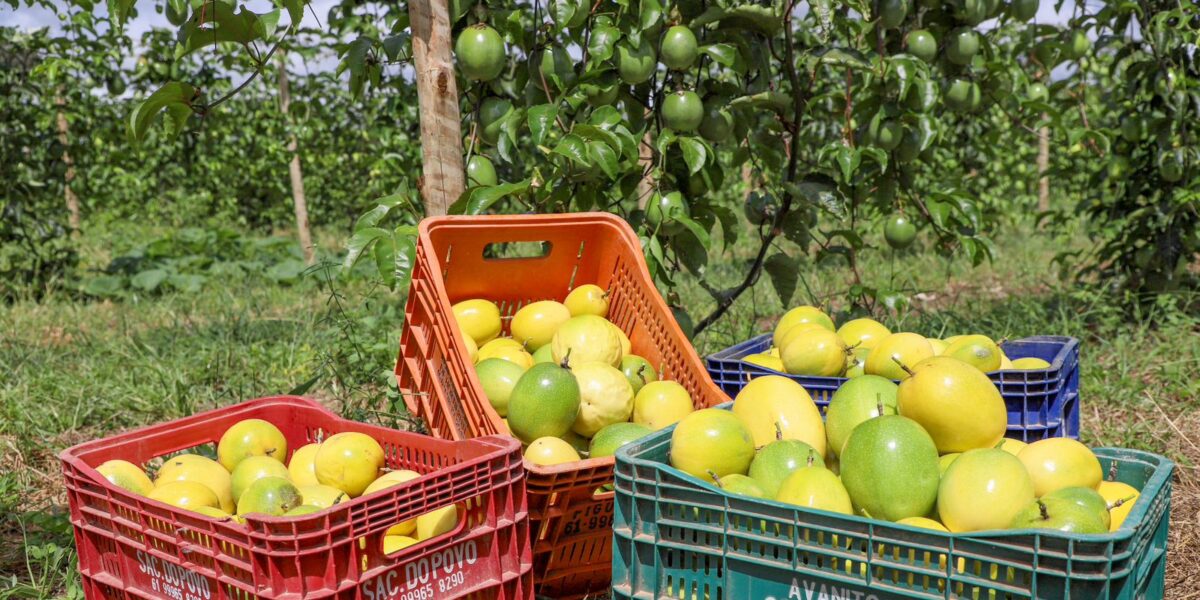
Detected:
[466,155,497,187]
[616,37,656,84]
[660,25,699,71]
[662,90,704,132]
[455,23,506,82]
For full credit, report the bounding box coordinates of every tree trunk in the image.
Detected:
[277,51,315,265]
[637,126,654,209]
[54,92,80,234]
[409,0,464,216]
[1036,118,1050,215]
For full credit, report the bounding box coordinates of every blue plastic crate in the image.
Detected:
[706,335,1080,442]
[612,406,1173,600]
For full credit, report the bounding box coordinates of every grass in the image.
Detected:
[1,219,1196,597]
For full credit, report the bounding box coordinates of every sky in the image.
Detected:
[1,0,1078,79]
[4,0,1077,43]
[2,0,339,39]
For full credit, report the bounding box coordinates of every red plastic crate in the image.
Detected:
[60,396,533,600]
[395,213,728,598]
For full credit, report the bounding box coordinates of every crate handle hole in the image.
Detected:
[483,241,552,260]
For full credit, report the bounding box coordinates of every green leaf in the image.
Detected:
[168,273,205,293]
[711,205,739,249]
[700,43,738,67]
[553,134,588,165]
[553,0,577,31]
[655,128,677,157]
[175,3,278,58]
[678,137,708,175]
[639,0,663,31]
[1068,128,1111,154]
[278,0,305,29]
[107,0,134,28]
[337,36,375,78]
[691,5,781,35]
[925,198,952,229]
[645,234,665,267]
[810,0,833,40]
[392,226,417,289]
[382,34,411,61]
[588,25,621,64]
[527,104,558,146]
[266,259,306,283]
[343,227,389,271]
[451,180,532,214]
[782,210,812,246]
[352,205,391,230]
[497,107,525,162]
[811,47,872,70]
[587,141,619,179]
[354,194,409,230]
[166,0,188,19]
[825,229,864,250]
[673,227,708,275]
[257,10,281,37]
[729,91,791,114]
[83,275,124,297]
[574,124,622,152]
[589,106,622,128]
[912,114,938,151]
[372,232,396,288]
[764,253,799,306]
[887,55,925,103]
[675,215,711,249]
[834,146,860,182]
[858,146,889,172]
[128,82,197,143]
[131,268,168,291]
[787,178,844,217]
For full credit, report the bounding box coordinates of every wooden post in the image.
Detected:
[1036,117,1050,215]
[55,91,80,233]
[277,51,315,265]
[637,128,654,209]
[409,0,465,216]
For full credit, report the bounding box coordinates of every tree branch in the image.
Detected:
[695,0,807,335]
[198,34,289,115]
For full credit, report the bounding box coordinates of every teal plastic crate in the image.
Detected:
[612,404,1173,600]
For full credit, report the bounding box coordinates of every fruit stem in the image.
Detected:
[993,439,1006,449]
[1108,460,1119,482]
[891,356,916,377]
[876,396,884,417]
[774,421,783,441]
[806,451,815,467]
[560,347,573,370]
[1108,495,1137,511]
[706,470,722,487]
[636,364,648,383]
[1037,500,1049,521]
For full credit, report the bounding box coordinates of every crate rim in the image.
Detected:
[412,212,710,479]
[708,333,1081,375]
[614,405,1173,544]
[60,395,524,524]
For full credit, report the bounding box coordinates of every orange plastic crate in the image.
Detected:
[395,213,727,598]
[61,396,533,600]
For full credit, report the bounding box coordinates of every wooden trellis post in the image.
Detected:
[409,0,465,216]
